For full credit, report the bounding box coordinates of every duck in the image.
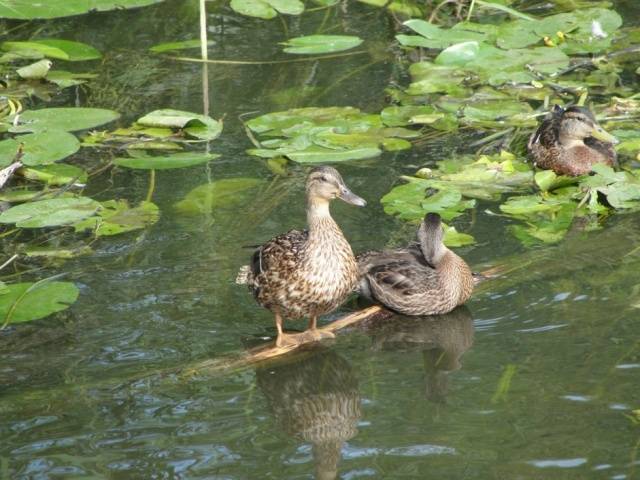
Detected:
[236,166,366,347]
[357,213,473,316]
[528,104,619,176]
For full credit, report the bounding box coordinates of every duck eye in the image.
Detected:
[320,175,329,182]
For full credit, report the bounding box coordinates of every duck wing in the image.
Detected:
[250,229,308,279]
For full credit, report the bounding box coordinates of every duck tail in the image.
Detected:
[235,265,252,285]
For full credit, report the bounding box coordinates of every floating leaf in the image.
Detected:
[16,59,52,79]
[149,40,214,53]
[281,35,363,54]
[137,109,222,140]
[0,197,100,228]
[0,130,79,167]
[45,70,97,88]
[0,281,79,325]
[287,145,381,163]
[381,178,475,222]
[2,39,101,61]
[113,152,219,170]
[25,246,93,259]
[9,108,120,133]
[229,0,304,19]
[74,200,159,236]
[0,0,164,20]
[19,164,87,186]
[175,178,265,215]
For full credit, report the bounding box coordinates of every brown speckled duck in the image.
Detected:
[357,213,473,316]
[528,105,618,176]
[237,166,366,347]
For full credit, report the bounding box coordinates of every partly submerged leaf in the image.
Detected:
[0,281,79,325]
[150,40,214,53]
[16,59,52,79]
[175,178,265,215]
[0,197,99,228]
[113,152,219,170]
[282,35,363,54]
[19,164,87,186]
[74,200,159,236]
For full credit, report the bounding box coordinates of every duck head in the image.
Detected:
[417,212,447,266]
[557,105,618,145]
[306,166,367,207]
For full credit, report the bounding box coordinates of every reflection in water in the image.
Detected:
[256,350,361,480]
[367,307,474,403]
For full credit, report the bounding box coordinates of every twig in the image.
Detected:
[168,50,368,65]
[0,254,18,272]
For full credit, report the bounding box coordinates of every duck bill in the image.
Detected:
[338,186,367,207]
[591,125,619,144]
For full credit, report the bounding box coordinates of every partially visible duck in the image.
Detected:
[528,105,618,176]
[237,166,366,347]
[357,213,473,316]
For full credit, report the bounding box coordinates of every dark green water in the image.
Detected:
[1,1,640,478]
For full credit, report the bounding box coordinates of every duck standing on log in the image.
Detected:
[357,213,473,316]
[237,166,366,347]
[528,105,618,176]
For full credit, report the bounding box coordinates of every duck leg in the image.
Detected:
[305,315,335,341]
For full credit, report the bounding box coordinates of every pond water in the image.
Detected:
[1,1,640,478]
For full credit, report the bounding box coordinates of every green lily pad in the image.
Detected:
[0,0,164,19]
[0,197,100,228]
[137,109,222,141]
[0,281,79,325]
[0,130,79,167]
[74,200,159,236]
[9,108,120,133]
[381,178,476,222]
[246,107,410,163]
[175,178,265,215]
[45,70,97,88]
[19,164,87,186]
[149,40,215,53]
[2,39,101,61]
[281,35,363,54]
[229,0,304,18]
[443,224,475,247]
[113,152,219,170]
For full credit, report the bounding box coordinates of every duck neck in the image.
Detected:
[307,198,339,239]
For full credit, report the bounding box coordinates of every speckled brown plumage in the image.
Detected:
[237,166,366,347]
[528,105,617,176]
[357,213,473,316]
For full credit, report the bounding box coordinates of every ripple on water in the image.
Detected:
[527,458,588,468]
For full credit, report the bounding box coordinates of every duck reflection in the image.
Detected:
[256,349,360,480]
[367,306,474,403]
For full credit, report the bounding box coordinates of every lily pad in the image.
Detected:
[113,152,219,170]
[175,178,265,215]
[246,107,413,163]
[19,164,88,186]
[0,0,164,19]
[229,0,304,19]
[74,200,159,236]
[0,197,100,228]
[9,108,120,133]
[0,281,79,325]
[1,39,101,61]
[281,35,363,54]
[150,40,215,53]
[137,109,222,141]
[0,130,80,167]
[381,178,476,222]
